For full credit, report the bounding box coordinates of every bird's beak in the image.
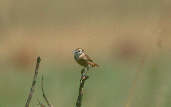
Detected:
[72,50,76,54]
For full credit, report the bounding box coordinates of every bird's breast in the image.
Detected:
[74,57,88,67]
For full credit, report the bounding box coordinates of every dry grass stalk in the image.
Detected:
[25,56,41,107]
[76,68,89,107]
[41,75,54,107]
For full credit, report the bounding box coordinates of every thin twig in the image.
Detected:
[125,58,145,107]
[41,75,54,107]
[76,68,89,107]
[25,56,41,107]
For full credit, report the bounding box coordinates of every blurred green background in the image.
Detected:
[0,0,171,107]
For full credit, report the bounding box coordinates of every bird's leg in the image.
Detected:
[81,67,89,81]
[81,68,85,75]
[86,66,90,71]
[81,68,87,76]
[82,66,89,75]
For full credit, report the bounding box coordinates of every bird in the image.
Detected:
[72,48,99,69]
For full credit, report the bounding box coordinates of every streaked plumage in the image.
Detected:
[73,48,99,68]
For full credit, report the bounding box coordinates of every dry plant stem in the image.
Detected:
[125,58,145,107]
[41,76,54,107]
[25,57,41,107]
[76,68,89,107]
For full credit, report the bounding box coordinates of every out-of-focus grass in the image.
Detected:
[0,56,171,107]
[0,0,170,106]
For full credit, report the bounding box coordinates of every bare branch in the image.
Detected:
[25,56,41,107]
[76,68,89,107]
[41,75,54,107]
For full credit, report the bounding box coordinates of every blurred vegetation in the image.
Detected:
[0,0,171,107]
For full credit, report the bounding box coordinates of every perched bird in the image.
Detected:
[72,48,99,69]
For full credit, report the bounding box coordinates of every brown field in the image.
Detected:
[0,0,171,107]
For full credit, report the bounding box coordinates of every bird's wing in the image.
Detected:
[84,54,93,62]
[79,53,99,67]
[78,53,92,61]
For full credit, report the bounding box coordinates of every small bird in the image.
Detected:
[72,48,99,69]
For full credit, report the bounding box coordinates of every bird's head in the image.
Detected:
[72,48,84,56]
